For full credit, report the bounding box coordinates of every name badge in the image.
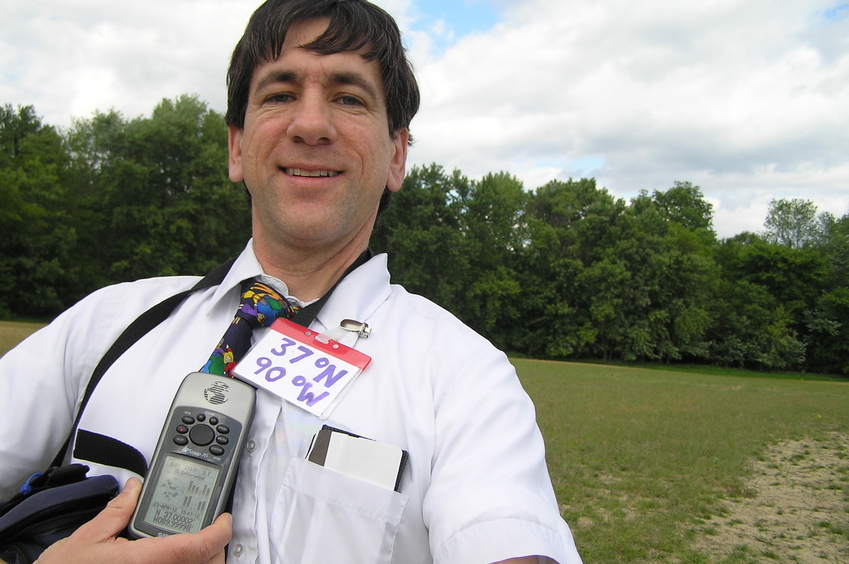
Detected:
[233,318,372,419]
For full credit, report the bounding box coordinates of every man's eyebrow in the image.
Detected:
[254,71,298,95]
[330,71,381,102]
[252,69,381,103]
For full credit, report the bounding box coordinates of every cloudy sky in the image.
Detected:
[2,0,848,237]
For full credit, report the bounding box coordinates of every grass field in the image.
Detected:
[515,359,849,563]
[1,323,846,562]
[0,320,44,357]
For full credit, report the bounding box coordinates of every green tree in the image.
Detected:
[762,198,825,248]
[706,279,805,369]
[372,164,468,308]
[0,98,250,319]
[65,95,251,291]
[518,178,627,358]
[803,212,849,373]
[605,189,716,363]
[648,181,714,233]
[819,212,849,287]
[710,234,808,370]
[737,243,826,315]
[0,105,74,318]
[519,178,714,363]
[805,287,849,374]
[0,105,41,162]
[6,97,843,374]
[457,171,527,339]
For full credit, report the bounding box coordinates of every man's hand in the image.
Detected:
[35,477,231,564]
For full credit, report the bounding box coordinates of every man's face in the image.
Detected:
[229,18,408,254]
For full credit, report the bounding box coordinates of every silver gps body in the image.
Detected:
[129,372,256,538]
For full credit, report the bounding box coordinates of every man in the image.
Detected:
[0,1,583,563]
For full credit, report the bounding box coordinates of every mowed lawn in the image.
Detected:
[0,320,44,357]
[2,322,847,562]
[515,358,849,563]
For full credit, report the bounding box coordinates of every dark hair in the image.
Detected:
[226,0,420,140]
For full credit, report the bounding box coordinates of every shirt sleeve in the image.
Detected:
[0,277,198,498]
[0,296,115,497]
[422,341,583,564]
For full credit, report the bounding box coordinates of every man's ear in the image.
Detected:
[228,125,245,183]
[387,128,409,193]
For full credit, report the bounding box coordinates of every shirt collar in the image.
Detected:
[313,252,391,333]
[205,239,392,327]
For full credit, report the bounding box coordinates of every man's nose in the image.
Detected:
[286,95,337,146]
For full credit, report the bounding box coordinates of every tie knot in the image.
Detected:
[238,280,298,328]
[201,280,299,376]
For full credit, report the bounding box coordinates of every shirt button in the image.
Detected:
[246,440,257,452]
[233,543,244,557]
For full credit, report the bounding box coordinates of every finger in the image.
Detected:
[189,513,233,564]
[38,511,232,564]
[190,513,233,563]
[71,477,142,543]
[135,512,233,564]
[199,547,227,564]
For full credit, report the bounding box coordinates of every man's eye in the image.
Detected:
[338,95,363,106]
[267,93,294,103]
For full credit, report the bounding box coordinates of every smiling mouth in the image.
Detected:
[284,168,341,178]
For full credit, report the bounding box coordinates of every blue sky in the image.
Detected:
[407,0,500,52]
[822,2,849,20]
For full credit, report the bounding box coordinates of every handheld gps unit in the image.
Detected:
[129,372,256,538]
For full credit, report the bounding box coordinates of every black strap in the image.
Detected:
[50,259,236,468]
[55,249,374,472]
[72,430,148,478]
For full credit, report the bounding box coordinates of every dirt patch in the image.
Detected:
[694,432,849,563]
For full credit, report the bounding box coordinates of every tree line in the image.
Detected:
[2,98,848,375]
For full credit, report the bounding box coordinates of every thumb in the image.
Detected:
[72,477,142,542]
[137,512,233,564]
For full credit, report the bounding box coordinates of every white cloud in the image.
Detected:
[405,0,849,236]
[0,0,258,124]
[2,0,848,238]
[712,195,773,238]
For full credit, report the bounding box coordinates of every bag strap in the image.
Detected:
[50,259,236,468]
[53,248,374,471]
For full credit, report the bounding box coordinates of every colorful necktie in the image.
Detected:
[201,280,299,376]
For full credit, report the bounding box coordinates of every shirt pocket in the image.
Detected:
[270,456,409,564]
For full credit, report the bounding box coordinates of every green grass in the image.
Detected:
[0,320,45,357]
[2,322,847,562]
[568,358,848,382]
[514,359,849,563]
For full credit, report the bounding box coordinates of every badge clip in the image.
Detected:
[340,319,370,339]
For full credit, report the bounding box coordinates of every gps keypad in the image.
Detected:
[170,408,238,460]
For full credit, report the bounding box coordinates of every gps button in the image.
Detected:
[189,424,215,446]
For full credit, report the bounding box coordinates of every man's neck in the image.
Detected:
[252,235,370,302]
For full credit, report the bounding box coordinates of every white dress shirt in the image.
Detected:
[0,240,582,564]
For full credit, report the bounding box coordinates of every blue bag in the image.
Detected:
[0,464,119,564]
